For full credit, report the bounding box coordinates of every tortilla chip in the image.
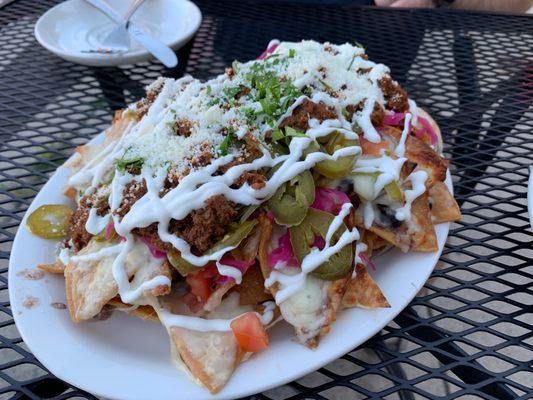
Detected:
[311,276,349,347]
[130,259,172,297]
[343,265,390,308]
[353,191,438,253]
[236,264,273,306]
[257,214,274,281]
[107,298,159,321]
[169,327,244,394]
[65,239,168,322]
[380,125,448,185]
[361,222,410,253]
[417,108,443,154]
[37,260,65,274]
[410,193,438,252]
[203,281,236,312]
[362,230,389,256]
[63,186,77,202]
[429,181,461,224]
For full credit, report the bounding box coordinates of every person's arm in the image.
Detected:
[375,0,532,13]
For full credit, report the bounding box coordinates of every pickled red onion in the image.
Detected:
[215,255,255,284]
[383,112,405,126]
[140,237,167,259]
[312,235,326,250]
[360,253,376,271]
[104,221,115,240]
[413,127,427,140]
[104,221,125,242]
[268,230,298,268]
[258,43,279,60]
[417,116,437,145]
[311,187,351,214]
[219,255,254,271]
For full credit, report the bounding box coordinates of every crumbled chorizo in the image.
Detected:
[169,195,238,253]
[378,76,409,112]
[371,102,385,127]
[172,118,194,137]
[68,188,110,251]
[234,171,266,190]
[135,79,164,119]
[116,179,147,218]
[280,99,337,131]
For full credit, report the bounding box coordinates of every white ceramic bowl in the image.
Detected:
[34,0,202,67]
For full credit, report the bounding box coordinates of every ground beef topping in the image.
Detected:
[280,99,337,131]
[189,142,213,169]
[371,102,385,127]
[116,179,147,218]
[69,188,110,251]
[169,195,238,254]
[172,118,195,137]
[234,171,267,190]
[133,195,238,254]
[135,79,164,119]
[378,76,409,112]
[69,205,92,251]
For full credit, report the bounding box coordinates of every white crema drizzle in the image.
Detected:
[152,298,276,332]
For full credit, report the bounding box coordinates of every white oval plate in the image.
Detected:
[34,0,202,67]
[9,132,451,400]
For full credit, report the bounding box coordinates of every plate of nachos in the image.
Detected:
[9,40,460,399]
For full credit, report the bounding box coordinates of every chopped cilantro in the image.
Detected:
[207,97,220,107]
[302,86,313,97]
[341,107,351,120]
[116,156,144,173]
[271,127,285,141]
[232,60,240,73]
[240,106,257,124]
[347,54,356,71]
[218,127,236,156]
[284,126,306,138]
[223,86,242,99]
[245,61,302,122]
[206,85,212,95]
[319,78,333,91]
[289,49,295,58]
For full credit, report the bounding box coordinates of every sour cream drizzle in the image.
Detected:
[216,261,243,285]
[394,170,428,221]
[353,242,368,278]
[395,113,412,158]
[265,203,359,304]
[85,208,109,235]
[152,299,276,332]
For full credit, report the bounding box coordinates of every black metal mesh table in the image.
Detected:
[1,1,532,399]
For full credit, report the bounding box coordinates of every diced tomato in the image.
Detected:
[186,272,213,303]
[230,312,269,353]
[195,263,219,279]
[360,136,389,156]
